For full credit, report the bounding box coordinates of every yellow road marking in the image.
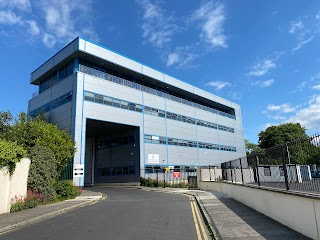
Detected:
[192,200,209,240]
[190,199,202,240]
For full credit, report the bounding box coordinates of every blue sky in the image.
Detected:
[0,0,320,143]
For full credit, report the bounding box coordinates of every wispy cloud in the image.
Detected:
[291,36,313,53]
[267,103,296,113]
[289,20,304,34]
[251,79,275,88]
[316,11,320,20]
[247,59,276,77]
[0,0,31,12]
[0,0,99,48]
[206,81,231,91]
[247,52,283,77]
[136,0,178,49]
[291,81,307,93]
[0,10,22,25]
[190,1,227,49]
[288,17,317,53]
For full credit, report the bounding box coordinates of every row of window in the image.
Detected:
[39,61,74,93]
[97,136,135,150]
[79,64,236,119]
[144,165,196,173]
[84,91,143,113]
[96,166,136,177]
[145,107,234,133]
[29,92,72,117]
[84,91,235,134]
[144,134,237,152]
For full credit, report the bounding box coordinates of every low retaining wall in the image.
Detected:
[198,181,320,240]
[0,158,31,214]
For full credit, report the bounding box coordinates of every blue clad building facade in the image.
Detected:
[28,37,245,186]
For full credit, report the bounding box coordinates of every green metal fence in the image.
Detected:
[58,159,73,180]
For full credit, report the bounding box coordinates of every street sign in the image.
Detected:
[173,172,181,178]
[73,164,84,177]
[165,167,170,171]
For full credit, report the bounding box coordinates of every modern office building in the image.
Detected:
[28,37,245,186]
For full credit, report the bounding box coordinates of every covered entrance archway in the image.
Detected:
[84,119,140,185]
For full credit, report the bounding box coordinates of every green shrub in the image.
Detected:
[55,180,81,200]
[28,146,57,201]
[0,139,27,175]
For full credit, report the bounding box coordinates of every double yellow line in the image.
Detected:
[189,195,209,240]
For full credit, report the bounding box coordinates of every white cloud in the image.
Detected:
[42,32,56,48]
[312,84,320,90]
[288,95,320,131]
[316,11,320,20]
[166,52,180,67]
[267,103,296,113]
[291,36,313,53]
[251,79,275,88]
[247,59,276,77]
[289,20,304,34]
[137,0,178,48]
[206,81,231,91]
[0,0,31,12]
[191,1,227,48]
[0,0,99,48]
[0,10,22,25]
[26,20,40,36]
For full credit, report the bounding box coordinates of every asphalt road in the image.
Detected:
[1,187,207,240]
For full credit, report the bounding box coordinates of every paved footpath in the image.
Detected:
[0,190,103,235]
[0,187,311,239]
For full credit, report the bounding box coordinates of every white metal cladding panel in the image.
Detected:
[50,75,74,99]
[143,93,166,110]
[142,66,165,82]
[164,75,194,93]
[53,39,78,67]
[29,91,52,111]
[198,149,220,164]
[166,120,198,141]
[195,108,218,123]
[167,147,198,165]
[83,102,143,127]
[49,103,73,130]
[220,151,237,162]
[31,39,78,83]
[143,115,166,136]
[31,59,54,83]
[192,88,218,105]
[144,144,167,163]
[216,114,235,126]
[82,41,142,73]
[165,100,196,118]
[83,74,143,104]
[214,95,234,108]
[196,127,219,143]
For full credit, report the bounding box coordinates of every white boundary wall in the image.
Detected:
[198,179,320,240]
[0,158,31,214]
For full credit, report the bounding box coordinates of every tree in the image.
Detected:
[28,146,57,200]
[0,111,13,137]
[245,139,262,156]
[258,123,308,149]
[6,112,76,174]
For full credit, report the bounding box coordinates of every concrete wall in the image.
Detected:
[0,158,31,214]
[198,179,320,239]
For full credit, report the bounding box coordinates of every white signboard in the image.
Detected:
[73,164,84,178]
[148,154,160,164]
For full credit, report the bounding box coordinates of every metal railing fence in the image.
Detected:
[200,134,320,194]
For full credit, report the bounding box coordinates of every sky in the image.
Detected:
[0,0,320,144]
